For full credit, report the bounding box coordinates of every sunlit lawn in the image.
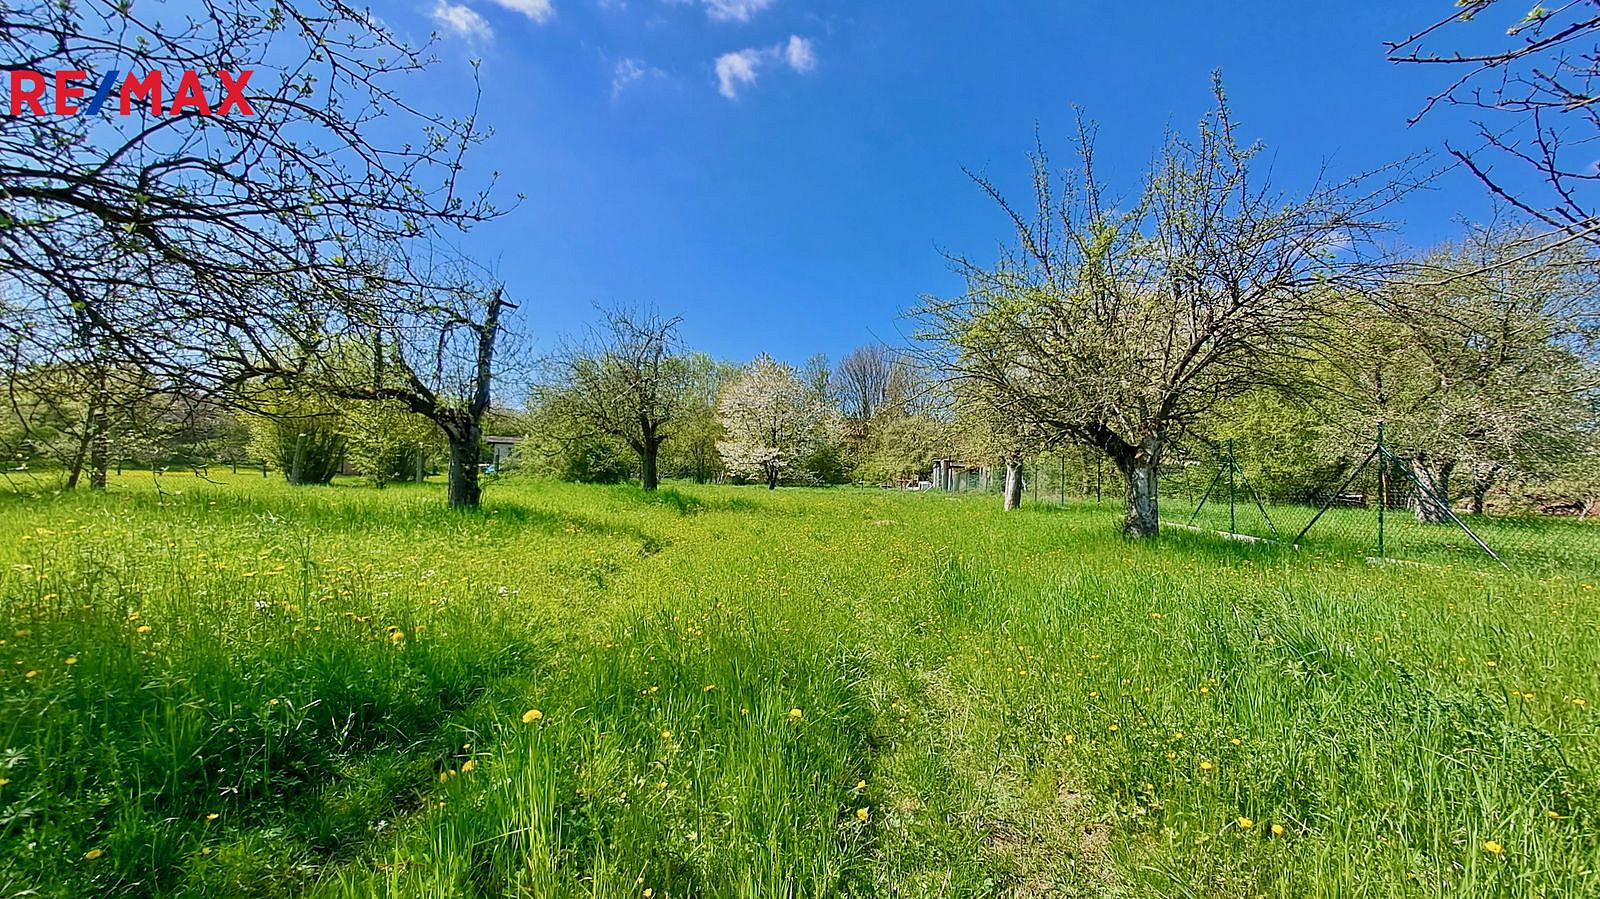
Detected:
[2,472,1596,897]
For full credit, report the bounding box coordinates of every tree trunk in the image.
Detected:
[1468,466,1500,515]
[86,368,110,490]
[447,423,482,509]
[1003,458,1024,511]
[63,425,91,490]
[766,465,778,489]
[1411,457,1454,525]
[640,442,659,492]
[289,431,307,486]
[87,402,109,489]
[1114,437,1162,539]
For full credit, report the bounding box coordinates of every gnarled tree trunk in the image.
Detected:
[446,420,482,509]
[1468,464,1501,515]
[1411,456,1455,525]
[1112,436,1162,539]
[1003,458,1024,510]
[640,446,659,491]
[638,428,663,492]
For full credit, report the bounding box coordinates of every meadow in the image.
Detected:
[1,473,1596,898]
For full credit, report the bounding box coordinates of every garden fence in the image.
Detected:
[1152,430,1599,579]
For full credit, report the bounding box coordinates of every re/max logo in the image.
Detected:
[6,70,255,116]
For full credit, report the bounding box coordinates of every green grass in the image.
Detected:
[2,473,1597,897]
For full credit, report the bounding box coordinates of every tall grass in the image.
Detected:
[1,474,1595,896]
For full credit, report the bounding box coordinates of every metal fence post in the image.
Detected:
[1227,439,1237,535]
[1376,423,1386,559]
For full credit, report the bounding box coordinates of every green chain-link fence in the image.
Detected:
[1151,430,1600,579]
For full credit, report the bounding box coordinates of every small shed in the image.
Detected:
[930,459,988,491]
[485,435,523,465]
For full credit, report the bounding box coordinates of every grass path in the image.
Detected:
[2,475,1596,896]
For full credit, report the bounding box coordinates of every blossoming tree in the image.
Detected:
[716,355,825,488]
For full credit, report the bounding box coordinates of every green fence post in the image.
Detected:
[1227,439,1237,535]
[1376,423,1386,560]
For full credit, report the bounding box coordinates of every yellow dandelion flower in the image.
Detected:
[64,657,77,666]
[704,684,716,692]
[1483,840,1504,855]
[1237,816,1254,829]
[1199,760,1215,772]
[206,813,219,821]
[1574,698,1589,707]
[855,807,870,822]
[1271,823,1286,837]
[1229,738,1242,746]
[660,730,672,739]
[84,849,104,860]
[1064,734,1076,744]
[136,625,151,634]
[1547,810,1565,819]
[24,670,39,679]
[1108,724,1119,732]
[789,708,803,720]
[439,771,450,783]
[522,708,543,724]
[643,890,653,898]
[460,760,476,773]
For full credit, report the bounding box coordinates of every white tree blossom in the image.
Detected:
[716,355,824,488]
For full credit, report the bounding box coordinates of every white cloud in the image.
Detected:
[430,1,493,40]
[715,48,764,99]
[784,35,815,73]
[486,0,555,23]
[703,0,776,22]
[714,34,816,99]
[613,58,665,97]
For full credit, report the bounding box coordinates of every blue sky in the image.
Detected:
[380,1,1509,366]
